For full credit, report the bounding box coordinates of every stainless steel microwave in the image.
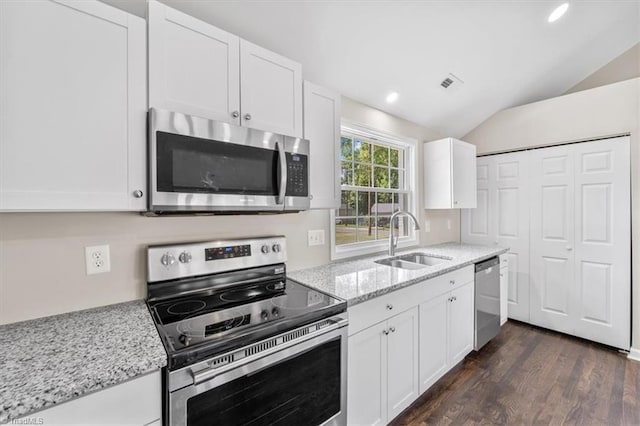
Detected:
[148,108,310,213]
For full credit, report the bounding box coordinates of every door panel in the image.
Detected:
[540,256,570,316]
[347,322,387,426]
[387,307,419,421]
[573,137,630,349]
[494,152,530,322]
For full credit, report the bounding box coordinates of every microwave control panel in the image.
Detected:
[285,153,308,197]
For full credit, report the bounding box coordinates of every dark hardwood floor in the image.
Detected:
[392,321,639,426]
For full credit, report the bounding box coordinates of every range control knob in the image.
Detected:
[178,334,191,346]
[272,243,281,253]
[178,251,192,263]
[160,253,176,267]
[261,310,269,321]
[271,307,280,318]
[261,245,270,254]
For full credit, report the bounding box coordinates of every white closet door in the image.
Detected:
[494,152,530,322]
[572,137,630,349]
[529,145,575,333]
[461,156,494,245]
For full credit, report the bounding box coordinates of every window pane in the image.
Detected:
[393,193,409,212]
[373,145,389,166]
[339,190,355,216]
[390,148,399,168]
[375,216,391,241]
[391,216,409,238]
[357,191,375,216]
[341,162,353,186]
[354,140,371,163]
[356,217,375,242]
[390,169,399,189]
[354,163,371,187]
[340,137,353,160]
[335,217,357,245]
[373,166,389,188]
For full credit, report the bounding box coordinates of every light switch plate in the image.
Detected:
[85,244,111,275]
[308,230,325,246]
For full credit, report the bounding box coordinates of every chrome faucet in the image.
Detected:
[388,210,421,256]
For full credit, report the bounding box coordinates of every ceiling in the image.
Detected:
[104,0,640,138]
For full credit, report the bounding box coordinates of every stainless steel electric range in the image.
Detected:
[146,236,347,426]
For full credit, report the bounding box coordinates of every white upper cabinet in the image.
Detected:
[0,0,147,211]
[423,138,477,209]
[303,81,341,209]
[148,0,240,124]
[240,40,303,137]
[148,1,303,137]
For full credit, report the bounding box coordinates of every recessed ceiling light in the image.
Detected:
[386,92,399,103]
[548,3,569,23]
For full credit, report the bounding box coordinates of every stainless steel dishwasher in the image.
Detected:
[474,256,501,351]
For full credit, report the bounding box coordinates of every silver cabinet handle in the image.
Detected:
[566,246,573,251]
[244,113,252,121]
[453,296,457,301]
[390,327,396,333]
[231,111,239,118]
[450,280,455,285]
[500,273,504,277]
[132,190,144,198]
[454,201,458,205]
[386,304,393,310]
[383,329,389,335]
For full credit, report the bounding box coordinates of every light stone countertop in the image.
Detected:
[0,300,167,423]
[288,242,509,306]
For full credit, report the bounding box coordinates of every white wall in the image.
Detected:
[463,77,640,347]
[0,96,458,325]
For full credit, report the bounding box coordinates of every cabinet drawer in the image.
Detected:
[348,266,474,336]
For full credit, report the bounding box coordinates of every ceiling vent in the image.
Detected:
[439,73,464,92]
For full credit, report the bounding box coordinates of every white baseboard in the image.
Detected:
[627,347,640,362]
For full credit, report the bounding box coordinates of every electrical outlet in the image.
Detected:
[308,230,325,246]
[85,244,111,275]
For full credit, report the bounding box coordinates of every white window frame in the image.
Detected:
[331,120,419,260]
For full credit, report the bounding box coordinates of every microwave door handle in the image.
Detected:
[276,140,287,205]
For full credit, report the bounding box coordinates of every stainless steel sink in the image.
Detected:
[396,252,451,266]
[374,258,427,270]
[375,252,452,270]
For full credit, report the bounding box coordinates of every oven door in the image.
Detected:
[149,108,288,212]
[169,321,347,426]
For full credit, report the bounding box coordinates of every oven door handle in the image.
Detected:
[191,316,347,386]
[276,140,287,205]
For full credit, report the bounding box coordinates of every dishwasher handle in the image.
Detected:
[475,256,500,272]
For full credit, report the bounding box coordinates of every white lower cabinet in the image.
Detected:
[348,266,475,425]
[18,371,161,425]
[348,307,419,426]
[499,261,509,325]
[418,281,474,394]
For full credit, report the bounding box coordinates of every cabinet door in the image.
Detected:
[303,81,341,209]
[387,307,419,421]
[448,282,474,365]
[500,265,508,325]
[148,0,240,124]
[418,294,449,394]
[240,40,303,137]
[348,321,388,426]
[0,0,146,211]
[451,139,477,208]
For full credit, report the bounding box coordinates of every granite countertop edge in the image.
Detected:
[0,300,167,423]
[289,242,509,307]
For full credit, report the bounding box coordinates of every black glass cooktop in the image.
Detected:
[148,278,345,369]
